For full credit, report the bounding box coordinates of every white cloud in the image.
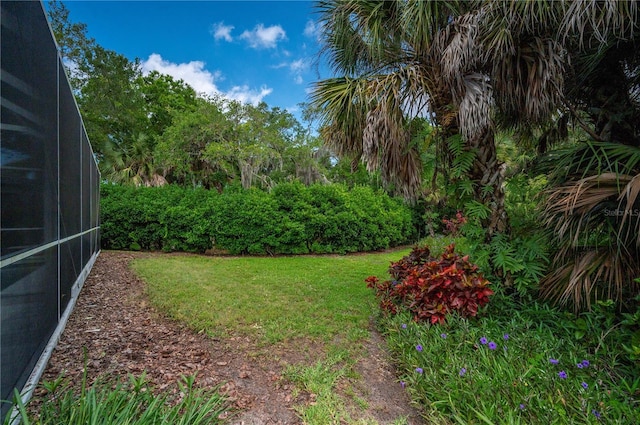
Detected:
[141,53,221,96]
[211,22,234,42]
[240,24,286,49]
[226,85,272,105]
[290,59,307,73]
[141,54,271,105]
[271,58,309,85]
[303,19,322,41]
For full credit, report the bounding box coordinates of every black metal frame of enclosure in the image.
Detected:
[0,1,100,420]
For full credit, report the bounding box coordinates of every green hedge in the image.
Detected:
[100,182,416,254]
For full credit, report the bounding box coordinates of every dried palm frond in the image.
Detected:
[544,173,626,217]
[542,170,640,311]
[311,64,424,200]
[540,247,638,312]
[457,72,494,144]
[491,36,565,126]
[617,173,640,248]
[441,10,482,92]
[562,0,639,47]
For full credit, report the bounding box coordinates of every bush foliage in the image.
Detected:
[366,244,493,324]
[100,182,416,255]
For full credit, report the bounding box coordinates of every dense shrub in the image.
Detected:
[366,244,493,324]
[100,184,187,250]
[100,182,416,254]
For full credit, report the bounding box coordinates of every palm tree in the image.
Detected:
[540,143,640,311]
[101,132,167,187]
[312,0,565,237]
[313,0,640,309]
[532,0,640,310]
[468,0,639,308]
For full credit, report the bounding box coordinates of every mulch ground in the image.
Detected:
[32,251,424,424]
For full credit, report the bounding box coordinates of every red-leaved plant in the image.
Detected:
[441,211,467,235]
[365,244,493,324]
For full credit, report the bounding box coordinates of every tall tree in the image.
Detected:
[313,0,640,308]
[47,2,199,186]
[155,96,232,190]
[139,71,199,143]
[534,1,640,310]
[47,0,95,88]
[312,0,510,237]
[468,0,639,309]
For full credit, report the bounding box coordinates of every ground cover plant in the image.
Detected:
[130,249,412,423]
[371,244,640,425]
[7,374,228,425]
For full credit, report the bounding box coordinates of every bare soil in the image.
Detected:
[34,251,424,424]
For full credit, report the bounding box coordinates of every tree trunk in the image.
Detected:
[468,127,509,240]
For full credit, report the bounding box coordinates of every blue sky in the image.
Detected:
[52,1,330,120]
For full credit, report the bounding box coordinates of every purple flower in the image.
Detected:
[581,382,588,389]
[488,341,497,350]
[400,381,406,389]
[558,371,567,379]
[480,337,488,345]
[576,362,584,369]
[503,334,510,341]
[401,324,407,329]
[549,358,559,364]
[416,344,423,352]
[519,403,526,410]
[415,367,423,374]
[592,409,601,419]
[581,359,590,368]
[459,368,467,376]
[440,333,447,339]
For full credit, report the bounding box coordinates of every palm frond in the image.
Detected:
[401,0,463,54]
[617,173,640,248]
[542,170,640,311]
[311,77,369,158]
[312,67,424,200]
[562,0,639,47]
[539,141,640,182]
[457,72,494,145]
[316,0,406,75]
[540,247,638,312]
[491,36,565,126]
[544,173,625,217]
[441,10,483,97]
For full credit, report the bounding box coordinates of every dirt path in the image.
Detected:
[34,251,424,424]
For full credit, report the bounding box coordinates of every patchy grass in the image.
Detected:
[131,250,413,424]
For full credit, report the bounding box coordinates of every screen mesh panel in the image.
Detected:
[1,2,100,419]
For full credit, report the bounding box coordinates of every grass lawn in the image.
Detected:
[131,250,409,345]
